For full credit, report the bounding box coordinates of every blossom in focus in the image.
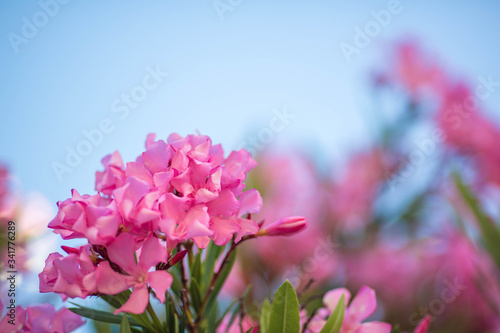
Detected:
[0,304,85,333]
[39,245,97,300]
[302,286,391,333]
[49,133,263,249]
[92,233,172,315]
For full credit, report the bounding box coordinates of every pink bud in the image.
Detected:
[258,216,307,237]
[414,315,431,333]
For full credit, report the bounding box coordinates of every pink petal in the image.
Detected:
[94,261,130,295]
[238,189,263,216]
[125,161,154,185]
[210,217,241,246]
[235,218,259,242]
[323,288,351,312]
[206,189,240,217]
[146,270,172,303]
[170,169,195,197]
[139,236,167,270]
[348,286,377,323]
[171,150,189,172]
[145,133,156,149]
[142,140,171,173]
[159,193,191,221]
[178,205,214,239]
[153,170,175,193]
[106,233,138,273]
[193,235,211,249]
[355,322,392,333]
[195,188,219,204]
[52,307,86,333]
[224,149,257,179]
[114,285,150,315]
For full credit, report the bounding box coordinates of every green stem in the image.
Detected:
[147,302,163,332]
[194,236,254,328]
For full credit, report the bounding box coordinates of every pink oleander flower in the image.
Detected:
[302,286,391,333]
[257,216,307,236]
[39,245,97,300]
[49,133,263,249]
[0,304,85,333]
[392,41,445,97]
[92,233,172,314]
[0,164,17,222]
[329,149,392,231]
[48,190,122,245]
[436,81,500,186]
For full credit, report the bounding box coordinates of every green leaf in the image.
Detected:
[206,247,238,312]
[100,294,122,309]
[453,172,500,268]
[268,280,300,333]
[190,278,203,312]
[259,299,271,333]
[170,265,183,299]
[190,251,202,282]
[206,300,220,333]
[68,306,145,328]
[319,294,345,333]
[119,314,132,333]
[244,328,254,333]
[202,241,225,293]
[215,299,237,329]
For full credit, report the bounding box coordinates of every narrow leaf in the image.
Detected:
[319,294,345,333]
[259,299,271,333]
[268,280,300,333]
[119,314,132,333]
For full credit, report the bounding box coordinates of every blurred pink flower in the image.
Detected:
[329,149,391,231]
[436,81,500,186]
[413,315,431,333]
[303,286,391,333]
[217,315,258,333]
[0,304,85,333]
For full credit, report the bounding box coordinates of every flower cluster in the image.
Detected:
[39,133,305,315]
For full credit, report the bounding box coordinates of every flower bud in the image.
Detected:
[257,216,307,237]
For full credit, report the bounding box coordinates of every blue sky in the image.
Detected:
[1,1,500,205]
